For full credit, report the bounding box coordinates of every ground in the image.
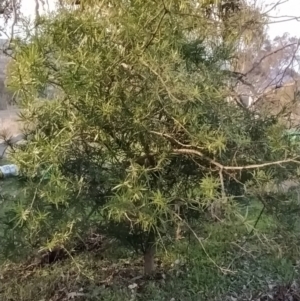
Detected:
[0,107,22,157]
[1,187,300,301]
[0,107,20,136]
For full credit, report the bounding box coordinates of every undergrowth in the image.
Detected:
[1,195,300,301]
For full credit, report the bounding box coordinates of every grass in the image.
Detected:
[0,158,23,205]
[0,159,22,224]
[1,174,300,300]
[1,201,300,301]
[0,234,298,301]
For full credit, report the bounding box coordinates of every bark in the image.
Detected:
[143,230,156,275]
[143,243,155,275]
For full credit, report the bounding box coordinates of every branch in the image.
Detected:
[150,130,300,171]
[275,41,300,88]
[173,148,300,171]
[228,40,300,108]
[261,0,288,16]
[140,59,181,103]
[149,130,204,150]
[10,0,18,40]
[268,17,300,24]
[245,42,299,77]
[249,81,297,108]
[173,211,233,274]
[142,7,168,51]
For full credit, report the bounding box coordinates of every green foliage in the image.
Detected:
[2,0,300,271]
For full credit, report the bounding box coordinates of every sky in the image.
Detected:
[258,0,300,38]
[21,0,56,16]
[1,0,300,39]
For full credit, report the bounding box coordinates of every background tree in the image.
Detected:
[0,0,20,19]
[0,39,14,109]
[232,35,300,100]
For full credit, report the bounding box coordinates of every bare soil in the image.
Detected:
[0,107,22,157]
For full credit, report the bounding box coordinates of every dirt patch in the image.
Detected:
[0,107,23,157]
[0,107,21,138]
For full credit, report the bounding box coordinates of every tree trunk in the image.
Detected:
[143,243,155,275]
[143,229,156,275]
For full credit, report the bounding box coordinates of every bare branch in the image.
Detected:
[142,7,168,51]
[149,131,300,171]
[10,0,17,40]
[261,0,289,16]
[245,42,299,77]
[173,148,299,171]
[268,17,300,24]
[149,130,204,150]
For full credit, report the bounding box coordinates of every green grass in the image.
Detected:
[0,161,22,225]
[0,235,298,301]
[0,159,27,263]
[0,158,22,197]
[1,201,299,301]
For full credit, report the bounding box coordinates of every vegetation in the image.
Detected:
[1,0,300,300]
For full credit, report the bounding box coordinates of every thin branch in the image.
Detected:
[142,8,168,51]
[173,212,234,274]
[173,148,300,171]
[10,0,18,40]
[34,0,40,34]
[230,241,255,258]
[227,203,265,269]
[268,17,300,24]
[219,168,226,200]
[261,0,288,16]
[249,203,265,237]
[228,40,300,108]
[249,81,297,108]
[140,58,182,103]
[150,130,300,171]
[276,41,300,87]
[245,42,299,77]
[267,14,299,19]
[149,130,204,150]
